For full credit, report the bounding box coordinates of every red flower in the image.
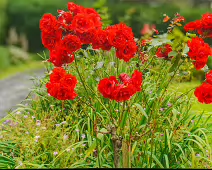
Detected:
[107,23,134,48]
[206,70,212,85]
[84,8,102,30]
[202,13,212,30]
[57,11,73,30]
[184,20,202,32]
[194,82,212,104]
[92,30,112,51]
[48,45,75,67]
[98,70,142,102]
[41,31,62,50]
[184,13,212,38]
[70,13,96,34]
[49,67,66,82]
[116,40,138,62]
[76,31,95,45]
[40,14,59,33]
[112,84,137,102]
[46,67,78,100]
[156,44,173,59]
[67,2,84,15]
[61,34,82,53]
[98,76,119,100]
[131,70,143,92]
[187,37,211,70]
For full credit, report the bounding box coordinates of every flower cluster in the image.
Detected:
[194,71,212,104]
[40,2,140,101]
[40,2,137,66]
[98,70,142,102]
[156,44,173,59]
[187,37,211,70]
[46,67,78,100]
[184,13,212,38]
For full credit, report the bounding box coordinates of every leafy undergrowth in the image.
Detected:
[0,73,212,168]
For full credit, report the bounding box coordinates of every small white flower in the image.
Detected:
[66,148,70,152]
[82,144,86,147]
[81,134,86,139]
[61,121,67,125]
[25,131,30,135]
[35,135,40,139]
[55,124,60,127]
[24,115,28,119]
[32,116,36,119]
[72,148,75,151]
[75,129,80,132]
[63,134,69,140]
[36,120,41,126]
[16,111,21,115]
[53,152,58,156]
[196,153,200,157]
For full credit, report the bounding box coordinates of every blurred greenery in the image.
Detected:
[0,0,210,53]
[0,46,10,69]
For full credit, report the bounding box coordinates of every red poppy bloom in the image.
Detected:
[46,67,78,100]
[194,82,212,104]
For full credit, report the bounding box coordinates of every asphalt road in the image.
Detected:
[0,69,45,118]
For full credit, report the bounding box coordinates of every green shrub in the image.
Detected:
[0,46,11,69]
[0,0,8,44]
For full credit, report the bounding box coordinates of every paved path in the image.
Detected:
[0,69,45,118]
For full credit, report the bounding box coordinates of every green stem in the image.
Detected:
[74,57,89,96]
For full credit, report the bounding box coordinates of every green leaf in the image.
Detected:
[207,56,212,70]
[146,151,164,168]
[169,54,181,73]
[84,140,97,159]
[164,154,170,168]
[133,103,148,120]
[182,44,189,54]
[168,51,178,57]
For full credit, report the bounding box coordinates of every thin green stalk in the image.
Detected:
[74,57,89,97]
[116,56,119,77]
[85,84,117,125]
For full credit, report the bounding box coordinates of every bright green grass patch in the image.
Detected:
[169,81,212,113]
[0,61,44,80]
